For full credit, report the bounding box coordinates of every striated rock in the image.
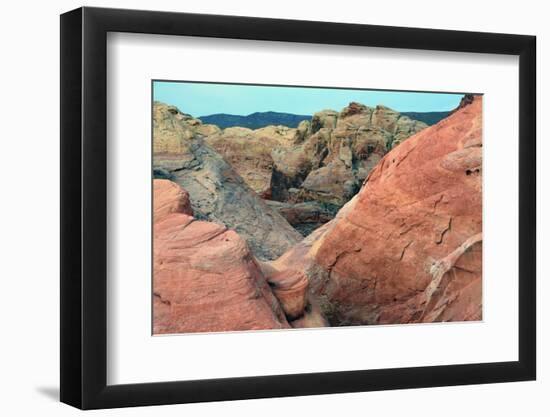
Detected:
[271,95,483,325]
[153,180,291,334]
[153,102,302,260]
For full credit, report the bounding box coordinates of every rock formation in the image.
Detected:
[152,94,482,333]
[270,103,428,207]
[203,102,427,236]
[153,179,325,333]
[153,179,290,334]
[153,179,193,218]
[153,101,302,260]
[268,95,483,325]
[204,125,296,195]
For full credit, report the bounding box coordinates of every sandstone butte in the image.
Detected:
[268,95,483,326]
[153,179,325,334]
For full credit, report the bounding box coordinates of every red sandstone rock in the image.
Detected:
[153,179,193,218]
[271,95,483,325]
[153,180,291,334]
[259,261,329,328]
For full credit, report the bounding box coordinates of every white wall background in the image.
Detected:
[0,0,546,415]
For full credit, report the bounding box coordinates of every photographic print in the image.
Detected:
[152,81,482,335]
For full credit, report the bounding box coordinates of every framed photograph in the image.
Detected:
[60,6,536,409]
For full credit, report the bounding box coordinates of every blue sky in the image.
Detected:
[153,81,464,117]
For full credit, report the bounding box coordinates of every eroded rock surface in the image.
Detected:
[153,102,302,260]
[153,179,326,333]
[270,95,483,325]
[270,103,428,207]
[204,125,296,195]
[153,179,193,218]
[153,180,290,334]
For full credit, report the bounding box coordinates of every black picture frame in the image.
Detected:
[60,6,536,410]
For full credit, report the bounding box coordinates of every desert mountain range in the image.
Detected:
[199,110,449,130]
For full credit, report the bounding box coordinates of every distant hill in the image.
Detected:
[199,112,311,129]
[401,111,450,126]
[199,110,451,130]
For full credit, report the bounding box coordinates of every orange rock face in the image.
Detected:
[153,179,291,334]
[273,95,483,325]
